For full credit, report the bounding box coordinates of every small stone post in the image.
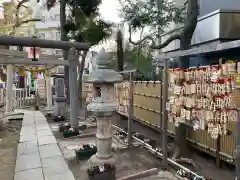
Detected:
[85,48,122,166]
[45,70,53,113]
[53,78,66,120]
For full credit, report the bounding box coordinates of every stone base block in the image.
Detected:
[89,170,116,180]
[88,154,116,167]
[53,102,67,118]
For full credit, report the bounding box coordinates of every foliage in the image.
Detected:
[46,0,112,44]
[126,46,153,78]
[0,0,41,35]
[119,0,185,33]
[62,0,112,45]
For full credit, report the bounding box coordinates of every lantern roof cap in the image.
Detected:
[84,48,122,84]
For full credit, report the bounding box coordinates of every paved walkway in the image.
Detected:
[14,110,75,180]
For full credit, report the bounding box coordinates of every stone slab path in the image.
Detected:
[14,110,75,180]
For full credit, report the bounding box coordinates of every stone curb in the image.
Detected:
[117,168,158,180]
[14,110,76,180]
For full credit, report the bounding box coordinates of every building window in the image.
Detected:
[55,31,60,40]
[55,50,62,55]
[55,14,60,21]
[38,33,45,39]
[41,16,45,22]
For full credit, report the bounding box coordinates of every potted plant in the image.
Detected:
[62,128,80,138]
[58,123,71,132]
[87,164,116,180]
[59,123,87,132]
[75,143,97,160]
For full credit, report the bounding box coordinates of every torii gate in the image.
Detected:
[0,49,67,113]
[0,35,90,129]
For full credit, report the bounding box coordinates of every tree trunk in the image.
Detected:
[172,0,198,160]
[78,51,87,109]
[127,0,198,160]
[116,30,124,72]
[60,0,69,105]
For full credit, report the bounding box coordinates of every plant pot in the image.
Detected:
[79,124,87,130]
[58,124,71,132]
[88,168,116,180]
[63,130,80,138]
[75,146,97,160]
[53,116,65,122]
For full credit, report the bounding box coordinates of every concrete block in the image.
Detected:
[19,133,37,143]
[15,153,41,172]
[42,155,69,176]
[38,135,57,146]
[37,129,53,138]
[34,112,45,118]
[36,124,50,131]
[39,144,62,159]
[20,126,36,136]
[35,119,47,125]
[44,170,75,180]
[14,168,44,180]
[22,118,35,125]
[17,141,38,155]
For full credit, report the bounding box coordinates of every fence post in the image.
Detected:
[127,72,134,146]
[162,58,169,169]
[45,71,53,111]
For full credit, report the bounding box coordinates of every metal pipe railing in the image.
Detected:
[112,125,203,179]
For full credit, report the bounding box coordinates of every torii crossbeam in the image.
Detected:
[0,35,90,130]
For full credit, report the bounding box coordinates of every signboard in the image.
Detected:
[28,47,40,59]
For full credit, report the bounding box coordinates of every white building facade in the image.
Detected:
[35,3,62,55]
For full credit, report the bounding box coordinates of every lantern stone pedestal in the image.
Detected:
[84,48,122,168]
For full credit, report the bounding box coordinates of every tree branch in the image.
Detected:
[128,24,156,45]
[16,0,29,24]
[150,33,182,49]
[11,0,41,35]
[13,19,41,28]
[128,24,182,50]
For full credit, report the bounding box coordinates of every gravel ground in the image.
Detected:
[115,115,235,180]
[43,107,235,180]
[0,120,22,180]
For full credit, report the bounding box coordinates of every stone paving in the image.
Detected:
[14,110,75,180]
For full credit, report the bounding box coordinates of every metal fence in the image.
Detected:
[12,87,34,109]
[84,81,237,164]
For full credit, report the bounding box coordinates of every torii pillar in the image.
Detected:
[6,64,13,113]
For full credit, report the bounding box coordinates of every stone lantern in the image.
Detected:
[84,48,123,166]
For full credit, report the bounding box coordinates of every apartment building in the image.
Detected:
[35,3,62,55]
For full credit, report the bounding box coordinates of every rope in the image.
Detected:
[13,64,58,73]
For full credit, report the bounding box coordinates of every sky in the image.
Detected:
[99,0,122,24]
[0,0,122,23]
